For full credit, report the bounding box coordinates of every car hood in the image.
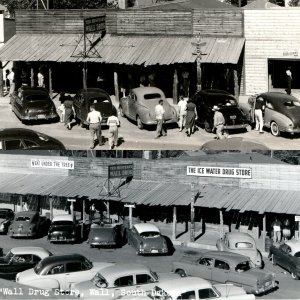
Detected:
[219,106,247,124]
[73,280,97,296]
[17,267,37,283]
[282,107,300,127]
[156,272,181,280]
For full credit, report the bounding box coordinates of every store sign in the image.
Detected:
[108,164,134,178]
[187,166,252,179]
[283,51,298,57]
[84,15,106,34]
[31,159,74,170]
[295,216,300,222]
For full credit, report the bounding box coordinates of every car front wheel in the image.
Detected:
[137,116,144,130]
[270,121,280,137]
[175,269,187,277]
[291,270,299,280]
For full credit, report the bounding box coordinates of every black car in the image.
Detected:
[0,209,14,234]
[73,88,117,127]
[0,128,65,150]
[10,86,59,123]
[192,89,249,132]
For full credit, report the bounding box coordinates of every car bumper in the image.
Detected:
[48,236,76,242]
[252,281,277,295]
[224,124,249,130]
[283,127,300,134]
[22,114,58,121]
[143,118,178,126]
[9,231,35,237]
[138,248,168,254]
[90,241,117,247]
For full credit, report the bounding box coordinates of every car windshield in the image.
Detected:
[84,258,93,270]
[34,260,43,274]
[26,94,49,101]
[149,286,170,300]
[52,221,73,226]
[4,251,14,263]
[91,272,108,288]
[150,271,159,281]
[144,93,162,100]
[235,261,254,273]
[140,231,160,238]
[235,242,253,249]
[15,216,31,221]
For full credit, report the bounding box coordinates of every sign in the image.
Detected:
[67,199,76,202]
[295,216,300,222]
[84,16,106,34]
[187,166,252,179]
[108,164,134,178]
[31,159,74,170]
[283,51,298,57]
[124,204,136,208]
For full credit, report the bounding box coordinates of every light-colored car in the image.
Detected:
[16,254,113,290]
[119,277,254,300]
[240,92,300,136]
[172,251,276,295]
[216,232,262,268]
[269,239,300,279]
[127,223,168,255]
[119,87,178,129]
[0,247,52,280]
[8,211,49,238]
[73,263,180,298]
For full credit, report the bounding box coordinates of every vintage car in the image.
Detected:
[216,232,262,268]
[192,89,249,133]
[119,87,178,129]
[88,220,124,248]
[119,277,254,300]
[0,247,52,280]
[8,211,49,238]
[0,128,65,150]
[73,263,180,298]
[269,240,300,279]
[73,88,117,127]
[10,86,59,123]
[48,214,80,243]
[172,251,276,295]
[16,254,112,291]
[127,223,168,255]
[0,208,14,234]
[240,92,300,136]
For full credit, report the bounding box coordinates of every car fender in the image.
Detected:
[120,97,130,116]
[135,105,151,121]
[24,278,60,290]
[264,109,293,130]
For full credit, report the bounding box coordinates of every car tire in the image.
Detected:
[175,269,187,277]
[291,270,299,280]
[270,121,280,137]
[271,254,277,266]
[137,116,144,130]
[204,120,212,133]
[119,107,125,118]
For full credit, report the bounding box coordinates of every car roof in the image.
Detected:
[0,208,13,212]
[286,240,300,254]
[225,232,255,244]
[156,277,212,296]
[40,254,87,267]
[133,223,160,234]
[132,87,165,99]
[0,128,41,139]
[99,263,151,279]
[202,250,251,263]
[260,92,300,103]
[10,247,51,258]
[52,214,73,222]
[15,211,38,217]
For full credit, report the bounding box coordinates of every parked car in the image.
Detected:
[10,86,59,122]
[269,240,300,279]
[88,220,124,248]
[0,208,14,234]
[48,214,80,243]
[119,277,254,300]
[216,232,262,268]
[172,251,276,295]
[240,92,300,137]
[73,263,180,298]
[127,223,168,255]
[192,89,249,132]
[73,88,117,127]
[0,128,65,150]
[16,254,113,290]
[0,247,52,280]
[8,211,49,238]
[119,87,178,129]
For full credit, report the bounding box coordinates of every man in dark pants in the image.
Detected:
[286,66,292,95]
[154,99,167,138]
[86,105,103,149]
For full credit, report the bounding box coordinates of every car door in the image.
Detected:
[128,92,137,119]
[211,259,230,284]
[275,244,288,267]
[46,263,66,289]
[193,257,213,282]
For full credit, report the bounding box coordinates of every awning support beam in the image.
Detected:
[190,183,195,242]
[220,209,224,238]
[172,206,177,240]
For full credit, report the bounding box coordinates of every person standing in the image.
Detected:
[254,96,265,134]
[185,98,197,137]
[212,105,226,140]
[155,99,167,139]
[86,105,103,149]
[177,96,187,132]
[271,217,282,243]
[5,70,10,93]
[282,219,291,242]
[107,114,120,149]
[7,68,15,96]
[89,203,96,222]
[286,66,292,95]
[37,69,45,88]
[64,96,76,130]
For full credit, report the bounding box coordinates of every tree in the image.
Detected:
[289,0,300,6]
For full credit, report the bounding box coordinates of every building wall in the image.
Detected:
[244,8,300,95]
[0,12,4,46]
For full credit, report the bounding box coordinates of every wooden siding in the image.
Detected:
[244,9,300,95]
[116,10,192,35]
[15,9,117,34]
[192,10,243,37]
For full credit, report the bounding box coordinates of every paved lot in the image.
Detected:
[0,234,299,299]
[2,95,300,150]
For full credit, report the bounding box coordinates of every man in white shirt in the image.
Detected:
[37,70,45,88]
[7,68,15,96]
[154,99,167,138]
[86,105,103,149]
[177,96,187,132]
[107,114,120,149]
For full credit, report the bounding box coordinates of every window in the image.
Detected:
[114,275,134,287]
[214,260,229,270]
[48,264,64,275]
[266,101,274,109]
[235,261,252,273]
[13,254,32,263]
[144,93,162,100]
[140,231,160,238]
[5,140,25,150]
[23,140,38,149]
[136,274,155,284]
[66,262,82,273]
[199,257,213,267]
[235,242,253,249]
[92,273,108,288]
[32,255,41,263]
[15,216,30,221]
[177,290,196,300]
[198,288,219,299]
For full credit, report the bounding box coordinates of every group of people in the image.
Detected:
[271,217,292,243]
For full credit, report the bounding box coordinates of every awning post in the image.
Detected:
[49,197,53,221]
[233,68,239,99]
[114,71,119,107]
[172,206,177,240]
[83,63,87,90]
[220,209,224,238]
[129,206,133,229]
[173,69,178,105]
[104,201,110,220]
[49,67,53,99]
[0,61,4,97]
[82,199,86,239]
[262,214,267,250]
[31,67,34,87]
[190,183,195,242]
